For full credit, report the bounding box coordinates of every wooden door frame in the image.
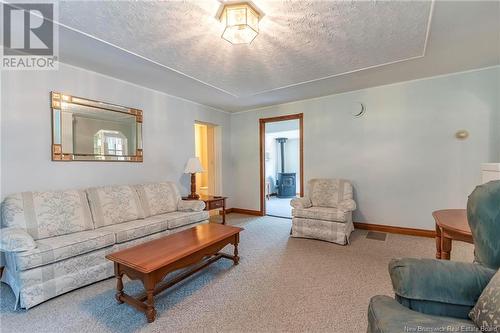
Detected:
[259,113,304,216]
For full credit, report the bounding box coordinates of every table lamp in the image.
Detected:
[184,157,205,199]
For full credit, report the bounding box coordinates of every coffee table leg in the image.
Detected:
[233,234,240,265]
[114,263,124,304]
[144,277,156,323]
[146,290,156,323]
[222,200,226,225]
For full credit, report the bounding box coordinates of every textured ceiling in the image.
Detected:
[58,1,431,97]
[49,1,499,111]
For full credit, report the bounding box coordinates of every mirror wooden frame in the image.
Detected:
[51,92,143,162]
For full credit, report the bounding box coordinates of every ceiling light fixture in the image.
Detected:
[217,1,263,45]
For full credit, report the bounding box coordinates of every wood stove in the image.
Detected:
[276,137,296,198]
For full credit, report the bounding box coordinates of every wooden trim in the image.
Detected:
[226,208,263,216]
[222,212,434,238]
[354,222,435,238]
[259,113,304,216]
[259,114,304,123]
[259,119,265,216]
[299,115,304,200]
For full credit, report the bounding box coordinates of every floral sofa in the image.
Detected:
[0,182,208,309]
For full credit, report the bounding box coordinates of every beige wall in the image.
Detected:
[230,67,500,230]
[1,61,498,232]
[1,63,232,205]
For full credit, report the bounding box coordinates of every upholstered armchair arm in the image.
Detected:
[338,199,356,212]
[0,227,36,252]
[367,295,478,333]
[389,258,496,319]
[290,197,312,209]
[177,200,206,212]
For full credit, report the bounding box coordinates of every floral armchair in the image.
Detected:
[290,178,357,245]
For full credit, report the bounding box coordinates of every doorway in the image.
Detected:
[259,114,304,218]
[194,122,219,197]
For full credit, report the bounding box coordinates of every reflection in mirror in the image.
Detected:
[94,130,129,156]
[51,92,143,162]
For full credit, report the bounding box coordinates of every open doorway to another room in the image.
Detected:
[194,121,224,222]
[260,114,303,218]
[194,122,216,197]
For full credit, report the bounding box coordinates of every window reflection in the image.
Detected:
[94,130,128,156]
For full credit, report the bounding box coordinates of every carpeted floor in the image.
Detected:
[0,214,474,333]
[266,197,294,218]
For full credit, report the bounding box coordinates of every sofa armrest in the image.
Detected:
[177,200,206,212]
[389,258,496,319]
[368,295,478,333]
[290,197,312,209]
[338,199,356,211]
[0,227,36,252]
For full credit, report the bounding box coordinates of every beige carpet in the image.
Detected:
[0,214,474,333]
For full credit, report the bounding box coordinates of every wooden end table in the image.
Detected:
[183,195,227,225]
[433,209,473,260]
[106,224,243,323]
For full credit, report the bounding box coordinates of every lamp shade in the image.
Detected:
[184,157,204,174]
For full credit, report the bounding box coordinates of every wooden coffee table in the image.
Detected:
[105,223,243,323]
[433,209,473,260]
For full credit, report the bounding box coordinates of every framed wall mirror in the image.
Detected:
[51,92,143,162]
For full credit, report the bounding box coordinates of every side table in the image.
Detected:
[182,195,227,225]
[433,209,473,260]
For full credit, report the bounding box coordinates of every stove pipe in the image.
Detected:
[276,137,288,173]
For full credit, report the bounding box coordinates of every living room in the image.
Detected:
[1,1,499,332]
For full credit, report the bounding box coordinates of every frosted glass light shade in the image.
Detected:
[184,157,204,173]
[220,3,260,44]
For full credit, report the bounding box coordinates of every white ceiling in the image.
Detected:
[50,1,500,112]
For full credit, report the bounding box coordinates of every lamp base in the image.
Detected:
[187,173,200,200]
[186,193,200,200]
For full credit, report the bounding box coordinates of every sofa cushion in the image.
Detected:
[291,217,354,245]
[153,211,210,230]
[307,179,353,208]
[1,190,94,240]
[100,216,169,243]
[87,185,145,228]
[292,207,347,222]
[16,247,113,288]
[13,229,115,270]
[134,182,180,217]
[167,211,209,229]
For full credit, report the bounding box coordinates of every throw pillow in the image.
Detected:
[469,269,500,331]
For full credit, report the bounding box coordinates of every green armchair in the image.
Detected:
[367,181,500,333]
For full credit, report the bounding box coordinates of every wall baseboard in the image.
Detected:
[225,209,435,238]
[353,222,435,238]
[226,208,263,216]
